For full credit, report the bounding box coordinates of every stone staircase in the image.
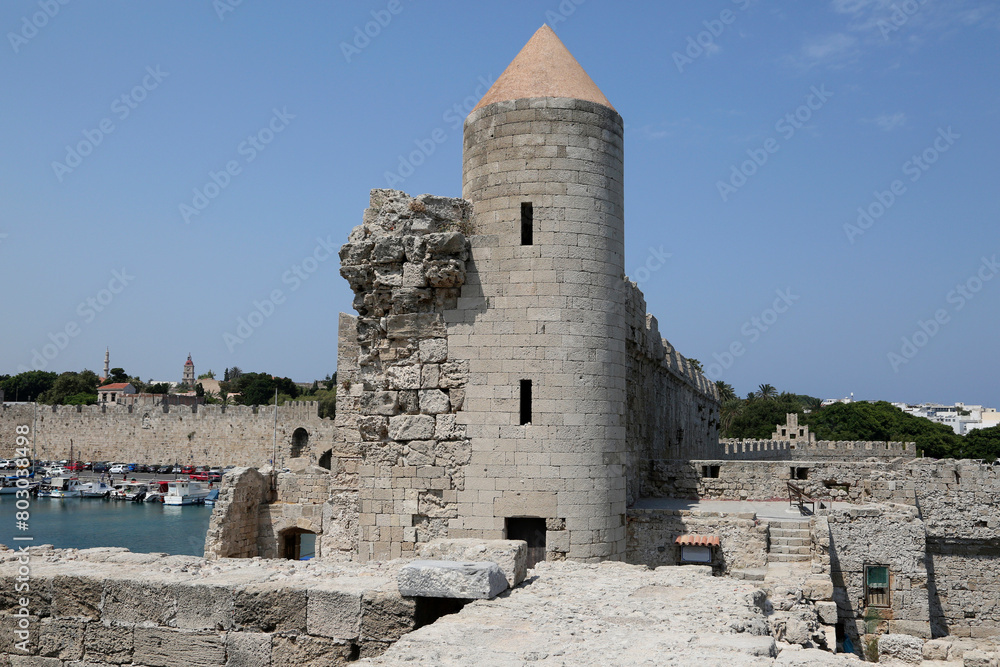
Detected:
[768,518,812,563]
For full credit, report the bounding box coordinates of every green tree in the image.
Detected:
[804,401,963,458]
[147,382,170,395]
[1,370,58,402]
[38,370,100,405]
[195,382,205,398]
[198,370,215,380]
[963,426,1000,460]
[756,384,777,401]
[103,368,129,384]
[323,373,337,391]
[688,358,704,374]
[715,381,736,402]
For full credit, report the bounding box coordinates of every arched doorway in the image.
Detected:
[290,427,308,458]
[280,527,317,560]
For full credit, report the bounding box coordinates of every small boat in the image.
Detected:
[203,489,220,505]
[79,480,113,498]
[38,476,84,498]
[0,475,38,495]
[119,481,148,501]
[163,479,210,505]
[145,480,170,503]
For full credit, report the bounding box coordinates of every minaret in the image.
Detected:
[182,354,195,387]
[103,348,110,381]
[451,26,627,562]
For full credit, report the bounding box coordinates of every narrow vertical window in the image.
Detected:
[519,380,532,425]
[520,202,533,246]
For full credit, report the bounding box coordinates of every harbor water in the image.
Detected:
[0,494,213,556]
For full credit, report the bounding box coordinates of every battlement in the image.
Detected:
[719,438,917,460]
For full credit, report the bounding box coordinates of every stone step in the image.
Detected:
[770,544,811,555]
[770,527,810,538]
[767,553,811,563]
[730,568,767,582]
[771,537,811,547]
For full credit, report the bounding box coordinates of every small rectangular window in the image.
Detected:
[865,565,890,607]
[701,465,720,478]
[519,380,532,425]
[520,202,533,246]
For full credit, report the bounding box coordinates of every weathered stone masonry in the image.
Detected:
[0,401,336,467]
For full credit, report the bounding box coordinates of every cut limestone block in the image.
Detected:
[398,560,508,599]
[416,539,527,588]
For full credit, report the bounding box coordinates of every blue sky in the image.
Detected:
[1,1,998,407]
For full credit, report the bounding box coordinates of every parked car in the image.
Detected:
[109,464,127,474]
[147,464,161,474]
[0,459,11,468]
[66,461,85,472]
[47,466,69,477]
[181,465,195,475]
[92,462,109,473]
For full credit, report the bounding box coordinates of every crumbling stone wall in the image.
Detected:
[624,283,719,505]
[0,547,416,665]
[626,507,767,573]
[339,189,472,562]
[0,401,336,467]
[825,503,932,641]
[204,467,268,560]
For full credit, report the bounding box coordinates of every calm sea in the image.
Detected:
[0,495,212,556]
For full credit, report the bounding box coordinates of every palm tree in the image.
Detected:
[757,383,777,401]
[715,380,736,402]
[720,399,744,437]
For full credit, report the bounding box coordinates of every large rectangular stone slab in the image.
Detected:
[416,539,527,588]
[132,627,226,667]
[398,560,508,600]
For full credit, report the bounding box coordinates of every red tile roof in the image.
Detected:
[674,534,720,547]
[98,383,132,391]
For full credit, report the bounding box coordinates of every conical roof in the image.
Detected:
[472,25,614,112]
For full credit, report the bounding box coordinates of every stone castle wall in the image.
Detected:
[0,401,337,467]
[720,438,916,460]
[623,282,719,505]
[339,190,473,562]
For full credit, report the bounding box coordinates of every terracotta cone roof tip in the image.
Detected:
[472,24,615,112]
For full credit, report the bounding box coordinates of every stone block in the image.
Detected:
[385,367,421,390]
[101,580,174,626]
[51,575,102,619]
[132,627,226,667]
[171,582,235,630]
[307,587,362,640]
[233,585,307,633]
[418,389,450,414]
[963,649,995,667]
[416,538,527,588]
[878,633,924,664]
[923,638,952,661]
[361,391,398,416]
[420,364,440,388]
[814,600,838,625]
[398,560,508,599]
[419,338,448,363]
[271,634,354,667]
[387,313,446,339]
[9,658,62,667]
[357,416,389,441]
[225,631,272,667]
[388,415,436,441]
[82,622,134,664]
[360,590,416,642]
[37,618,85,660]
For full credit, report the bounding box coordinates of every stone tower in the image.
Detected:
[182,354,195,387]
[451,25,628,561]
[103,348,110,381]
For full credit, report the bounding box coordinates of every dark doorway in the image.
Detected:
[281,529,317,560]
[507,517,546,569]
[291,427,308,458]
[318,449,332,470]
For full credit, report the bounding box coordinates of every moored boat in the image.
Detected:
[204,489,219,505]
[119,481,148,501]
[38,476,84,498]
[163,479,210,505]
[0,475,39,495]
[79,480,113,498]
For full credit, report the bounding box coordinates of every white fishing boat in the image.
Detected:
[0,476,38,495]
[79,480,113,498]
[162,479,210,505]
[119,481,148,501]
[145,480,170,503]
[38,476,84,498]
